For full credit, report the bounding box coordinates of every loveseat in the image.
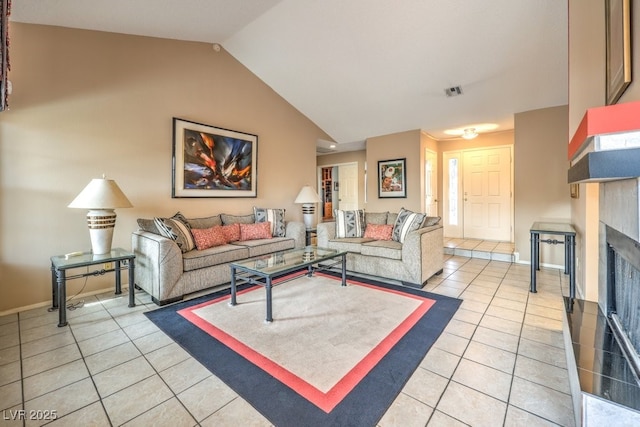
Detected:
[132,209,305,305]
[316,209,443,288]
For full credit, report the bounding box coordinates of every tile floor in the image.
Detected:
[0,252,575,426]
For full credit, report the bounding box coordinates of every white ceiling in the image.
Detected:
[10,0,568,152]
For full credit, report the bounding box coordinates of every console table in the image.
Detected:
[530,222,576,298]
[50,248,135,327]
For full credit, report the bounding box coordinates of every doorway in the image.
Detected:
[318,162,359,219]
[443,146,513,241]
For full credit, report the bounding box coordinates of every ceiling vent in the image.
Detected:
[445,86,463,97]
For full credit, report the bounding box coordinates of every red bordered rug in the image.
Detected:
[145,271,461,426]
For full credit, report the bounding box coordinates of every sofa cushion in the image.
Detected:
[363,223,393,240]
[137,218,160,235]
[335,209,365,238]
[221,213,255,225]
[232,237,296,257]
[361,240,403,260]
[327,237,375,253]
[254,207,286,237]
[387,212,398,225]
[239,222,272,241]
[191,226,227,250]
[154,213,196,253]
[182,244,249,271]
[392,208,426,243]
[365,211,388,225]
[424,216,442,227]
[187,214,222,229]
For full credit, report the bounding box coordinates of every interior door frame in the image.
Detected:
[316,161,360,213]
[442,145,514,242]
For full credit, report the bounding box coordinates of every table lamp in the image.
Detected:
[68,175,133,254]
[294,185,322,229]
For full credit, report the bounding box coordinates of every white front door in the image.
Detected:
[337,163,358,210]
[424,149,438,216]
[463,146,512,240]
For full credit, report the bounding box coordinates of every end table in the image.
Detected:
[50,248,136,327]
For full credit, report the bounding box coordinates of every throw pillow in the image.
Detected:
[154,212,196,253]
[334,209,365,238]
[254,207,286,237]
[221,223,241,242]
[392,208,427,243]
[191,226,227,250]
[363,223,393,240]
[239,222,272,241]
[424,216,442,227]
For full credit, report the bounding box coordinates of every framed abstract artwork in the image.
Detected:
[605,0,631,105]
[172,118,257,198]
[378,158,406,198]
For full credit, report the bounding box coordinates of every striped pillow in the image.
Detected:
[154,213,196,253]
[392,208,426,243]
[335,209,365,238]
[254,207,286,237]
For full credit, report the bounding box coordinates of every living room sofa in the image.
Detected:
[132,210,305,305]
[316,209,443,288]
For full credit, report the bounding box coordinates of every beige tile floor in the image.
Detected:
[0,251,574,426]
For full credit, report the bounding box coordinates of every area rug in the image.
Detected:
[145,271,461,426]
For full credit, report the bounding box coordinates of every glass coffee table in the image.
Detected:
[229,246,346,322]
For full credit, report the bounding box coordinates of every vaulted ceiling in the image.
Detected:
[10,0,568,152]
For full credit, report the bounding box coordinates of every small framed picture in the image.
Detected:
[333,181,339,191]
[570,183,579,199]
[378,158,406,198]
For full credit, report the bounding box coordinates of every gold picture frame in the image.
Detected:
[605,0,632,105]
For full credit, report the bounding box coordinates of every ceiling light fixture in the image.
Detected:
[462,128,478,140]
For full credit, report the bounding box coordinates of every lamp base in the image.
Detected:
[86,209,116,254]
[301,204,315,230]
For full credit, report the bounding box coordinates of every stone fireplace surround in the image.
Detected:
[566,102,640,425]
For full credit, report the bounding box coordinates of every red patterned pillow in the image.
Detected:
[221,223,240,242]
[239,222,272,241]
[363,223,393,240]
[191,226,227,250]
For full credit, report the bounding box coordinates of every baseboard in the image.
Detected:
[0,285,126,317]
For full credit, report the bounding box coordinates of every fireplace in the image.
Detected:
[605,225,640,383]
[566,102,640,425]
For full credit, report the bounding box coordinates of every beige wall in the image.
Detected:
[514,105,570,266]
[0,24,332,313]
[568,0,640,300]
[365,130,423,213]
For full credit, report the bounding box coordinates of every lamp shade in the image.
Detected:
[294,186,322,204]
[68,178,133,209]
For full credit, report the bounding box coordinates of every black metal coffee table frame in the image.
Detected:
[229,247,347,322]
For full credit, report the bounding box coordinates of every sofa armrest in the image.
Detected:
[317,222,336,247]
[285,221,306,248]
[402,224,444,282]
[131,230,183,300]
